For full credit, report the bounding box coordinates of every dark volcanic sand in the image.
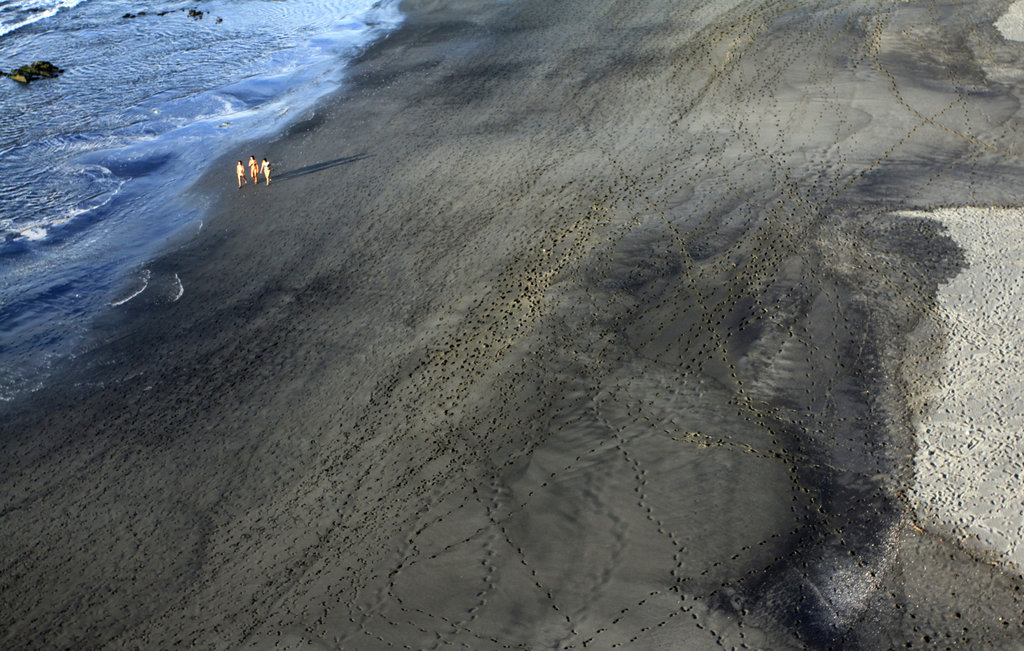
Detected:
[3,0,1024,648]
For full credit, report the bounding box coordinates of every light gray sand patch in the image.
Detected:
[907,207,1024,570]
[996,0,1024,42]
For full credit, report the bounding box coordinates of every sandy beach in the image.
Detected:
[3,0,1024,647]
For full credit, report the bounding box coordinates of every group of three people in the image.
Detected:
[237,155,271,188]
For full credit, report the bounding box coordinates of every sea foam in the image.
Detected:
[0,0,88,37]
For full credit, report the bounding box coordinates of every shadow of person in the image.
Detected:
[273,153,372,182]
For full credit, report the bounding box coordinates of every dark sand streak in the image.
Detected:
[3,0,1024,648]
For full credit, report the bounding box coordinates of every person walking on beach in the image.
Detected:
[236,160,247,188]
[248,155,259,185]
[261,157,272,185]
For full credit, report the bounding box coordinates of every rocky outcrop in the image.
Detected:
[122,6,218,21]
[3,61,63,84]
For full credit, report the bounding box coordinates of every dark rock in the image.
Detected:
[122,6,214,22]
[3,61,63,84]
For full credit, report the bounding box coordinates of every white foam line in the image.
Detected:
[111,269,151,306]
[171,273,183,302]
[0,0,88,37]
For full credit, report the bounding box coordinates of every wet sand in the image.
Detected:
[3,0,1024,648]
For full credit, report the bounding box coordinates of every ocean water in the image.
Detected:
[0,0,403,400]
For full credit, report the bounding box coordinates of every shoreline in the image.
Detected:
[0,0,404,405]
[3,0,1024,647]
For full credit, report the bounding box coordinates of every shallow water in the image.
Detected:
[0,0,402,399]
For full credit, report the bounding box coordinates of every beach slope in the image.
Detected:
[3,0,1024,648]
